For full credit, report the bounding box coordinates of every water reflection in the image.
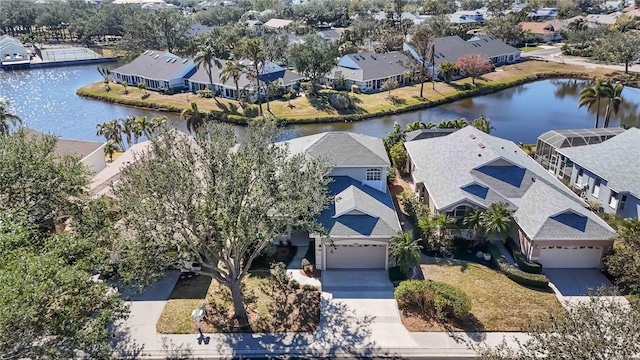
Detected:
[1,66,639,144]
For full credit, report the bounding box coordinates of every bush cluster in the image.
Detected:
[505,238,543,274]
[327,92,354,110]
[243,106,259,118]
[395,279,471,320]
[487,243,549,289]
[400,191,430,225]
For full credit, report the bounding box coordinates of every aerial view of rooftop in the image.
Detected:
[1,0,640,358]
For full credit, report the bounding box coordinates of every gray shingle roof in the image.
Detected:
[404,126,581,211]
[319,176,400,237]
[282,132,390,167]
[557,128,640,197]
[515,181,614,240]
[409,35,520,68]
[112,50,193,81]
[188,59,254,88]
[24,128,104,159]
[327,52,412,82]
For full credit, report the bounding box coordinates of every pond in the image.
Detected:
[2,64,639,144]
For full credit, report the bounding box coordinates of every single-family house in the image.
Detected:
[372,11,429,24]
[519,21,564,42]
[534,128,625,178]
[280,132,401,269]
[323,51,412,93]
[529,7,557,21]
[24,128,106,174]
[112,50,195,91]
[555,128,640,219]
[286,33,304,45]
[403,35,520,79]
[187,59,302,98]
[186,23,212,38]
[448,10,485,24]
[317,29,341,42]
[586,12,621,26]
[0,35,30,68]
[404,126,615,268]
[263,18,293,30]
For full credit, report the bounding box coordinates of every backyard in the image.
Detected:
[156,270,320,334]
[401,256,565,332]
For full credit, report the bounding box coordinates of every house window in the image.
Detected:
[620,195,627,210]
[592,178,601,197]
[366,168,381,181]
[448,205,472,218]
[609,190,619,209]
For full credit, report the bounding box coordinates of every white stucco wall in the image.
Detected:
[329,166,387,192]
[82,144,107,175]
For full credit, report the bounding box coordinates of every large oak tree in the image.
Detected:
[113,121,330,318]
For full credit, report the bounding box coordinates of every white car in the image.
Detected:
[180,262,202,273]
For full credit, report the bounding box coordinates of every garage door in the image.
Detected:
[538,246,602,268]
[326,244,386,269]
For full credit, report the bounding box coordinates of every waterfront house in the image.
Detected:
[404,126,615,268]
[279,132,400,270]
[323,51,413,93]
[0,35,30,68]
[186,59,302,99]
[554,128,640,219]
[403,35,520,79]
[24,128,106,174]
[519,21,565,43]
[112,50,195,91]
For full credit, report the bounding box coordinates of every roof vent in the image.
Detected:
[478,154,482,157]
[150,51,155,56]
[371,54,377,60]
[154,55,160,59]
[478,143,486,149]
[470,134,477,139]
[182,59,189,64]
[143,50,149,55]
[166,58,172,63]
[501,146,504,150]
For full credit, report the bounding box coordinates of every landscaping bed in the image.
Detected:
[156,271,320,334]
[401,257,564,332]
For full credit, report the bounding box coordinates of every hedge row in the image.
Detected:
[505,238,543,274]
[487,243,549,289]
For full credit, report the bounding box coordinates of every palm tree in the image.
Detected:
[438,118,468,129]
[567,18,589,32]
[463,208,485,243]
[405,120,436,132]
[194,44,223,103]
[96,119,123,148]
[238,38,266,115]
[471,114,495,134]
[133,116,149,143]
[578,79,612,128]
[150,116,167,137]
[137,82,148,95]
[480,203,513,243]
[103,139,120,162]
[0,100,22,136]
[419,214,458,253]
[181,101,204,133]
[437,61,458,83]
[603,83,624,128]
[120,116,137,148]
[219,60,245,101]
[390,231,423,276]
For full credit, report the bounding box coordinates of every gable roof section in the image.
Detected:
[319,176,400,237]
[409,35,519,68]
[405,128,458,142]
[330,52,411,82]
[404,126,583,211]
[112,50,193,81]
[23,128,104,159]
[282,131,390,167]
[515,181,615,240]
[557,128,640,197]
[466,35,521,58]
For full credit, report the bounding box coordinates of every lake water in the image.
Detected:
[2,64,639,144]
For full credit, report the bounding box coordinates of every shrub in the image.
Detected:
[387,166,396,184]
[141,93,150,100]
[389,265,408,282]
[505,239,543,274]
[395,279,471,320]
[452,235,470,255]
[487,243,549,289]
[243,105,259,118]
[228,102,238,114]
[302,284,317,291]
[327,92,354,110]
[351,84,360,93]
[400,191,430,225]
[288,279,300,289]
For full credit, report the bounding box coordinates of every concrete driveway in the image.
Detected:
[544,269,628,308]
[320,270,417,349]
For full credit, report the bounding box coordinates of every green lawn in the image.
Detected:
[157,271,320,334]
[402,257,564,332]
[519,46,543,52]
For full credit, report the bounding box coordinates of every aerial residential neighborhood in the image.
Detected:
[2,0,640,358]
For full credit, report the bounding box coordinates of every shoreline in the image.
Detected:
[76,61,620,126]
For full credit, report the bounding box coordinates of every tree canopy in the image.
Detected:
[289,34,339,94]
[113,121,331,318]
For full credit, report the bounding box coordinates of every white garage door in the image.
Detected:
[538,246,603,268]
[326,244,386,269]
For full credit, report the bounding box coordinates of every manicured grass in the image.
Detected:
[157,271,320,334]
[401,257,564,332]
[78,60,616,124]
[519,46,543,52]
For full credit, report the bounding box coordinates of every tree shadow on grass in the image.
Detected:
[168,275,211,300]
[389,95,407,106]
[308,93,331,112]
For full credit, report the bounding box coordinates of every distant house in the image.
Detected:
[323,52,413,93]
[186,23,212,38]
[0,35,30,68]
[112,50,195,91]
[263,18,293,30]
[286,33,304,46]
[280,132,400,270]
[317,29,341,42]
[372,11,429,24]
[186,60,302,98]
[519,21,564,43]
[245,19,264,28]
[529,7,557,21]
[448,10,485,24]
[24,128,106,174]
[555,128,640,219]
[404,126,616,269]
[586,12,621,26]
[403,35,520,79]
